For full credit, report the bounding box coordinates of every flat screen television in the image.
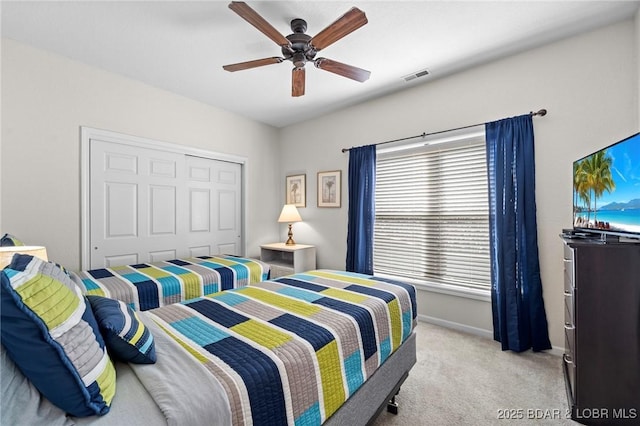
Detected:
[573,131,640,240]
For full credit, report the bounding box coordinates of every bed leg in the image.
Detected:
[386,393,399,415]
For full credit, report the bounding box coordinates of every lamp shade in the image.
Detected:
[0,246,48,269]
[278,204,302,223]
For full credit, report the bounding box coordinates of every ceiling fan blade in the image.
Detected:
[292,67,305,97]
[310,7,368,51]
[314,58,370,82]
[229,2,291,48]
[223,57,284,72]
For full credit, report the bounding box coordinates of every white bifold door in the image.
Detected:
[89,138,242,269]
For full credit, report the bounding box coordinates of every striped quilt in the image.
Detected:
[75,255,270,311]
[145,269,417,425]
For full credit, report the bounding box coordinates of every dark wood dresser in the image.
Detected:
[562,236,640,424]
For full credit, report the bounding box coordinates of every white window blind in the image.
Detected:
[374,135,491,291]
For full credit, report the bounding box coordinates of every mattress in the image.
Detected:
[75,255,270,311]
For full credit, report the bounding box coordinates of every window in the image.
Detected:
[373,130,491,294]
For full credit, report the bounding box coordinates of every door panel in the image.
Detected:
[105,253,138,267]
[218,191,236,230]
[91,140,185,268]
[149,249,177,263]
[189,164,210,181]
[189,188,211,232]
[105,182,138,238]
[186,156,242,256]
[217,243,237,254]
[90,140,242,269]
[189,246,212,257]
[106,152,137,174]
[150,159,176,178]
[149,185,176,235]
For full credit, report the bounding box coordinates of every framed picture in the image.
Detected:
[317,170,341,208]
[286,174,306,207]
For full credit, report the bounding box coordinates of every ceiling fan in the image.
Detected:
[222,1,371,97]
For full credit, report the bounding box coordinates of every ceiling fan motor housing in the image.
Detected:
[282,18,317,68]
[290,18,307,34]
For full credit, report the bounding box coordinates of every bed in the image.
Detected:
[75,255,270,311]
[1,256,417,426]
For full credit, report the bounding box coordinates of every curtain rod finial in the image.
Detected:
[532,109,547,117]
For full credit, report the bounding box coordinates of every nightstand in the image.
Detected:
[260,243,316,278]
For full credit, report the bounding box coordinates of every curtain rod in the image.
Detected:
[341,108,547,153]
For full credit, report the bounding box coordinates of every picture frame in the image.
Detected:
[317,170,341,208]
[285,174,306,207]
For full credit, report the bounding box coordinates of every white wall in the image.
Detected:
[2,18,638,351]
[279,19,639,350]
[1,38,282,270]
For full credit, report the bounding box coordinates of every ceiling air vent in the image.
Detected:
[403,68,430,82]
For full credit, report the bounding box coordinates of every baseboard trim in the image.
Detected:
[418,314,493,339]
[548,345,565,357]
[417,314,565,357]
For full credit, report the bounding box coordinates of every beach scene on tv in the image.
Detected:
[573,134,640,235]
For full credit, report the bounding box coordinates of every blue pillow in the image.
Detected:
[0,254,116,417]
[87,295,157,364]
[0,233,23,246]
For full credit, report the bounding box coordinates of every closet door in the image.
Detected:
[89,139,242,269]
[186,155,242,257]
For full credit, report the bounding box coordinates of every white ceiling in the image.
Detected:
[2,1,639,128]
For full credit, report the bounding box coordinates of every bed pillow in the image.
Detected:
[0,254,116,417]
[87,295,157,364]
[0,233,24,246]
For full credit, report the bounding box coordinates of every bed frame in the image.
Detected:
[325,331,417,425]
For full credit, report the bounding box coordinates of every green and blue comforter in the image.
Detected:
[76,255,270,311]
[141,269,416,425]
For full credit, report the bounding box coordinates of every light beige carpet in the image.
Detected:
[372,321,577,426]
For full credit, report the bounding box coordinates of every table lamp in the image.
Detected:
[0,246,49,269]
[278,204,302,245]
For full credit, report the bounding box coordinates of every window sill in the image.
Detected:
[375,273,491,302]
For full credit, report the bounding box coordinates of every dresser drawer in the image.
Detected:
[563,251,575,293]
[563,353,576,407]
[564,287,574,327]
[563,243,574,260]
[564,322,575,359]
[564,288,576,359]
